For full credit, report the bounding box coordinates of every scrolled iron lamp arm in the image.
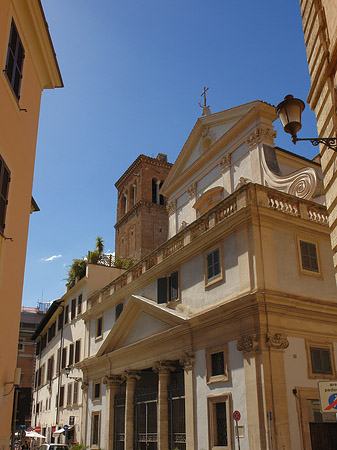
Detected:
[292,135,337,151]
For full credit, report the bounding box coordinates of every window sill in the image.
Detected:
[205,275,224,289]
[95,336,103,342]
[207,374,229,384]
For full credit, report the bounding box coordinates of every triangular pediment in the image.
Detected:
[97,295,187,356]
[161,101,276,197]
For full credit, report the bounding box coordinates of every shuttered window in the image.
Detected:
[0,156,10,234]
[207,248,221,281]
[77,294,82,314]
[157,271,179,304]
[68,343,74,366]
[310,347,333,374]
[75,339,81,363]
[5,20,25,100]
[116,302,124,320]
[211,352,225,377]
[300,241,319,273]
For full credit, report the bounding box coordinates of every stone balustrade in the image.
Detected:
[88,183,328,309]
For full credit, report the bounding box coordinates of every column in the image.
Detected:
[179,352,195,450]
[123,370,140,450]
[103,375,121,450]
[80,381,89,445]
[153,361,175,450]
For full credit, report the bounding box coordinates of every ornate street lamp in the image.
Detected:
[276,94,337,151]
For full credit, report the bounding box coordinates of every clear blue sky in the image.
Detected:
[22,0,318,306]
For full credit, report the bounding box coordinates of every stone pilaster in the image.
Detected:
[103,375,122,450]
[123,370,140,450]
[80,381,89,445]
[153,361,175,450]
[179,352,195,450]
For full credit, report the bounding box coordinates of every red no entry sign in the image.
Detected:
[233,410,241,421]
[35,426,41,433]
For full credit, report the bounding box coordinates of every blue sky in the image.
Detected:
[22,0,318,306]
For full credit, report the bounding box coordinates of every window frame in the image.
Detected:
[306,341,336,379]
[68,343,74,366]
[207,393,232,450]
[74,339,81,363]
[67,383,73,406]
[59,385,65,408]
[93,379,101,402]
[77,294,82,315]
[0,155,11,235]
[115,302,124,320]
[95,316,103,341]
[206,344,229,384]
[204,244,224,288]
[91,411,101,448]
[157,269,180,304]
[296,236,322,278]
[4,19,25,101]
[71,298,76,320]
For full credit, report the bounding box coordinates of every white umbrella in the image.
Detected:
[25,431,46,439]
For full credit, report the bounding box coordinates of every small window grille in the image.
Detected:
[215,402,228,446]
[310,347,333,374]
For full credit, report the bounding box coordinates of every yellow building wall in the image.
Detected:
[299,0,337,281]
[0,1,62,448]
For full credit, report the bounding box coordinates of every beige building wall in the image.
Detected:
[299,0,337,281]
[0,1,62,448]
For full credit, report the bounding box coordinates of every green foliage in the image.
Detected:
[70,444,88,450]
[113,255,136,269]
[96,236,104,255]
[67,258,87,288]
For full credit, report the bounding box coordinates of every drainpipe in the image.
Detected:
[56,306,65,427]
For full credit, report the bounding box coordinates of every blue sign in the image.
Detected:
[63,425,69,431]
[19,425,25,430]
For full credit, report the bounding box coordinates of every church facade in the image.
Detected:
[78,101,337,450]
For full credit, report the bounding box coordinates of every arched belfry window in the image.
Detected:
[193,186,224,218]
[152,179,165,205]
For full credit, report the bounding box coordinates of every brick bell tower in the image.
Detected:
[114,153,172,262]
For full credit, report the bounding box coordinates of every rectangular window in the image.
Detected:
[157,270,179,304]
[91,411,101,447]
[47,356,54,382]
[59,386,65,407]
[68,343,74,366]
[0,156,10,234]
[208,394,232,450]
[300,240,319,273]
[5,20,25,100]
[61,347,67,369]
[73,381,79,405]
[115,303,124,320]
[40,364,45,386]
[64,305,69,324]
[36,342,40,356]
[71,298,76,320]
[310,347,333,374]
[77,294,82,315]
[58,309,64,331]
[75,339,81,363]
[48,322,56,342]
[56,348,61,375]
[41,334,47,351]
[96,316,103,339]
[93,381,101,401]
[67,383,72,406]
[206,345,229,384]
[204,246,224,287]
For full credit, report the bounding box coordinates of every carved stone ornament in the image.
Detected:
[103,375,122,387]
[235,177,251,190]
[166,199,177,215]
[266,333,289,350]
[237,335,259,353]
[81,381,89,392]
[261,146,323,200]
[187,182,197,199]
[246,126,277,148]
[199,127,216,153]
[178,221,189,232]
[121,370,141,382]
[152,360,176,374]
[179,351,195,370]
[219,154,231,173]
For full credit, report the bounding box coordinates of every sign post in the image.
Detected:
[233,410,241,450]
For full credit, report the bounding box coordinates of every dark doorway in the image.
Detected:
[310,422,337,450]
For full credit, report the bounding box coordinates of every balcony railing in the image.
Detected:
[88,183,328,309]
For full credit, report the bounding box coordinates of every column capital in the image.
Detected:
[103,375,122,387]
[179,351,195,370]
[122,370,141,382]
[153,360,175,374]
[266,333,289,350]
[81,381,89,392]
[237,334,259,354]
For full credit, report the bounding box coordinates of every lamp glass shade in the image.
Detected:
[276,95,305,137]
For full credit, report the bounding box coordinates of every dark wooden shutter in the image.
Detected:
[169,271,178,301]
[157,277,167,303]
[116,302,124,319]
[0,157,10,233]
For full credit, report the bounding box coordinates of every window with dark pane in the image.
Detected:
[300,241,319,272]
[64,305,69,324]
[96,317,102,337]
[75,339,81,363]
[0,156,10,234]
[5,20,25,100]
[215,402,227,446]
[58,309,64,331]
[71,298,76,320]
[169,271,179,301]
[68,343,74,366]
[94,382,101,399]
[77,294,82,314]
[207,248,221,281]
[211,351,225,376]
[115,302,123,320]
[59,386,64,407]
[310,347,333,374]
[92,413,100,445]
[157,277,167,303]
